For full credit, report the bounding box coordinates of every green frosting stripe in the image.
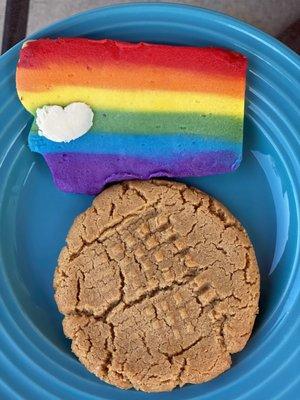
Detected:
[31,110,243,141]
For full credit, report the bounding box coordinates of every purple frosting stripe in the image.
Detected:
[44,151,240,195]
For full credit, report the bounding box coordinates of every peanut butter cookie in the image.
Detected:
[54,180,260,392]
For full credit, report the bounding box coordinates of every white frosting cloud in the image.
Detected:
[36,102,94,143]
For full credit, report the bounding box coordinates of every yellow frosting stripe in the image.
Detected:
[19,87,245,117]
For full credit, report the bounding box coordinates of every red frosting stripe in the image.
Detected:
[18,38,247,78]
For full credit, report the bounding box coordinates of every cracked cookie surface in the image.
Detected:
[54,180,260,392]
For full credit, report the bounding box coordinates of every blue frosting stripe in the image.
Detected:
[28,132,242,159]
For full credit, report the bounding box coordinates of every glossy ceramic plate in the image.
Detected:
[0,4,299,400]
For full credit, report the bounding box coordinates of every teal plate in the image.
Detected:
[0,4,299,400]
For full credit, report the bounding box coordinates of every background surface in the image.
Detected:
[1,0,300,53]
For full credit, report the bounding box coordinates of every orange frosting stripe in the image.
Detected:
[16,63,245,97]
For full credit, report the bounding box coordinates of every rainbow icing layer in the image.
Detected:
[16,38,247,194]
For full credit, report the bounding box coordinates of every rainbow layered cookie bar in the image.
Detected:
[16,38,247,195]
